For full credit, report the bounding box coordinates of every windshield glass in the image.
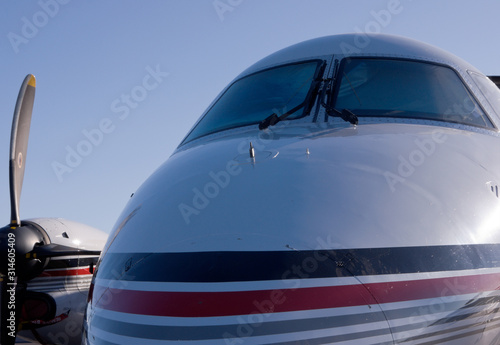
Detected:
[332,58,494,128]
[183,60,323,143]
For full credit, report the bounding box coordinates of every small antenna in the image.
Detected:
[249,142,255,159]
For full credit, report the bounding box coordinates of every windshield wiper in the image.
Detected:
[326,108,358,125]
[318,60,357,126]
[259,62,327,130]
[259,103,304,130]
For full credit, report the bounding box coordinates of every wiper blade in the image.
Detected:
[259,113,280,130]
[326,108,358,125]
[259,103,303,130]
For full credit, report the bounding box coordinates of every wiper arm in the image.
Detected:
[260,61,327,130]
[326,108,358,125]
[258,113,280,130]
[259,103,304,130]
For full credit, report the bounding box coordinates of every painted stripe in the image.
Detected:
[394,316,500,344]
[94,276,359,292]
[28,271,93,293]
[46,256,99,270]
[89,318,394,345]
[88,292,500,344]
[90,294,500,341]
[41,267,92,277]
[91,309,387,340]
[92,284,373,317]
[94,267,500,293]
[31,275,92,285]
[95,244,500,282]
[89,245,500,343]
[92,272,500,317]
[29,279,91,291]
[91,293,479,326]
[88,312,500,345]
[393,318,500,345]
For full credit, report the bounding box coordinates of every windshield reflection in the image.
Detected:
[332,58,493,128]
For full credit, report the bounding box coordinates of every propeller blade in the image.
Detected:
[9,74,36,228]
[30,243,101,258]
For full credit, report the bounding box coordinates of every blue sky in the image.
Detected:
[0,1,499,233]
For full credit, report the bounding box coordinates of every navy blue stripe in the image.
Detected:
[95,244,500,282]
[46,257,99,270]
[92,310,387,341]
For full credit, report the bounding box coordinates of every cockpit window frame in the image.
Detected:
[181,59,326,145]
[467,71,500,125]
[330,57,496,130]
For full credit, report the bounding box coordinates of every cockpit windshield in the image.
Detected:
[182,58,494,145]
[182,60,324,143]
[332,58,494,128]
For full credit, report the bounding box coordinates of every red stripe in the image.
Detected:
[40,268,92,277]
[92,273,500,317]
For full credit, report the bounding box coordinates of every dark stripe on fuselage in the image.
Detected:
[46,256,99,270]
[91,308,387,340]
[95,244,500,282]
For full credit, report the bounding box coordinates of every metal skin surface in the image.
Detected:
[16,218,106,345]
[85,34,500,344]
